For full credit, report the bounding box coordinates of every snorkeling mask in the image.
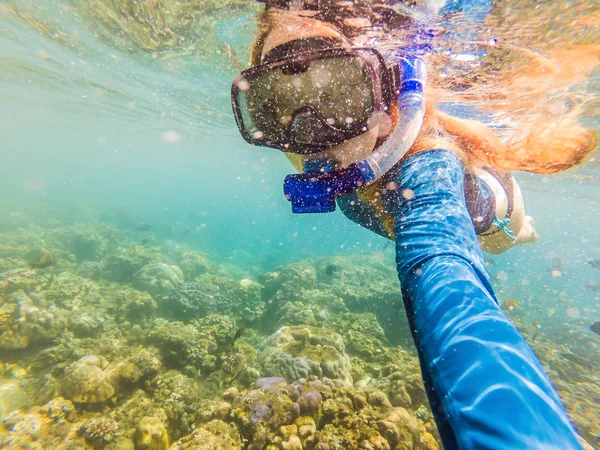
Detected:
[231,39,427,213]
[232,42,398,154]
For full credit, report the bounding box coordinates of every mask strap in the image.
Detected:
[257,0,332,11]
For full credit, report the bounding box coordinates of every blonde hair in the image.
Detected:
[251,11,599,175]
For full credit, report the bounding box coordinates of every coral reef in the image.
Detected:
[43,272,103,309]
[134,416,169,450]
[259,326,353,385]
[0,289,66,349]
[102,247,163,283]
[260,256,412,346]
[1,268,40,295]
[132,263,184,298]
[176,249,216,280]
[79,417,119,448]
[59,355,115,404]
[111,286,158,327]
[0,397,83,448]
[203,376,438,450]
[108,348,163,390]
[144,371,204,441]
[76,261,105,281]
[164,274,264,324]
[1,219,597,450]
[170,419,242,449]
[145,314,235,374]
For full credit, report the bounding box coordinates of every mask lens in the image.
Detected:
[233,51,379,150]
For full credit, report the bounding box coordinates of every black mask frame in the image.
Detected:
[231,47,399,154]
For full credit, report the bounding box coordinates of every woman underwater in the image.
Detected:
[230,0,598,448]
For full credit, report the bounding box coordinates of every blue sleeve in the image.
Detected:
[439,0,494,21]
[381,150,583,450]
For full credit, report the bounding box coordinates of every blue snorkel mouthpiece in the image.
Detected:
[283,162,366,213]
[284,45,428,214]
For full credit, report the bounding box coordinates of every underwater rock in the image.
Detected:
[69,311,104,337]
[261,263,317,301]
[315,255,410,345]
[134,416,169,450]
[274,301,318,328]
[0,397,82,448]
[0,381,31,421]
[176,249,216,280]
[0,289,66,350]
[239,367,261,388]
[43,272,102,309]
[297,389,323,415]
[108,347,162,389]
[39,396,78,423]
[79,417,119,448]
[527,337,600,445]
[164,275,264,324]
[132,263,184,298]
[112,285,157,328]
[200,376,438,450]
[146,315,235,374]
[60,355,115,404]
[69,229,110,262]
[375,370,428,410]
[212,402,233,421]
[0,268,38,294]
[102,246,163,283]
[146,319,215,372]
[145,371,203,441]
[259,326,353,384]
[254,377,287,391]
[170,419,242,449]
[111,389,166,443]
[75,260,104,281]
[329,312,387,357]
[295,416,317,448]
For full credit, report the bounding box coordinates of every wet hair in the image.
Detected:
[252,8,598,174]
[262,36,344,63]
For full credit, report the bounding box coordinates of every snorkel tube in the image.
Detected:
[283,49,427,213]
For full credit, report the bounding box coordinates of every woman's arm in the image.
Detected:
[380,149,583,450]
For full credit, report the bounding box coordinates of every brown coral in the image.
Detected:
[134,416,169,450]
[60,355,115,404]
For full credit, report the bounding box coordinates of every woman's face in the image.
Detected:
[258,12,386,169]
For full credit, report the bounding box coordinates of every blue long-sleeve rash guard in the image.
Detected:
[376,150,583,450]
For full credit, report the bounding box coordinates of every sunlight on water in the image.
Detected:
[0,1,599,448]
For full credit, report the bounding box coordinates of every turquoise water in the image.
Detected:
[1,1,385,266]
[1,1,599,449]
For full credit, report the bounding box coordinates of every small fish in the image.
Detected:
[135,223,152,231]
[141,238,150,245]
[30,252,56,269]
[590,322,600,335]
[587,259,600,270]
[222,353,247,387]
[232,326,246,343]
[383,240,393,251]
[502,298,518,311]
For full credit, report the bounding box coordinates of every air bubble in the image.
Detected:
[236,78,250,91]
